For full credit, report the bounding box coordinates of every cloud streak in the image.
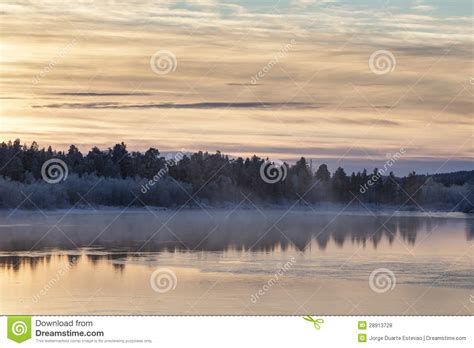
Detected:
[1,1,472,174]
[33,102,316,110]
[53,92,153,97]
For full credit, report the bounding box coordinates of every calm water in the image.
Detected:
[0,209,473,314]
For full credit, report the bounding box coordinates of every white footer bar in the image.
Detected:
[0,316,471,347]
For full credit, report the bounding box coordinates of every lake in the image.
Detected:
[0,209,472,314]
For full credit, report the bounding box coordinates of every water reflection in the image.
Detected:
[0,212,474,252]
[0,211,471,252]
[0,210,472,272]
[1,211,472,314]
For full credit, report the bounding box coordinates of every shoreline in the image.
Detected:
[1,203,472,218]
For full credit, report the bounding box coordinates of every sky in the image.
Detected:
[0,0,472,175]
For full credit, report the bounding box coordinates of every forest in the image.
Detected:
[0,139,472,211]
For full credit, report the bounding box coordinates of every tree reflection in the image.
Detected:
[1,212,471,271]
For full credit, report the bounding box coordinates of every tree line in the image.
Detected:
[0,139,472,211]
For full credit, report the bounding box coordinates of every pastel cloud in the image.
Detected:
[0,0,472,174]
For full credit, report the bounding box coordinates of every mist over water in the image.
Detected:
[1,209,472,252]
[0,209,472,314]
